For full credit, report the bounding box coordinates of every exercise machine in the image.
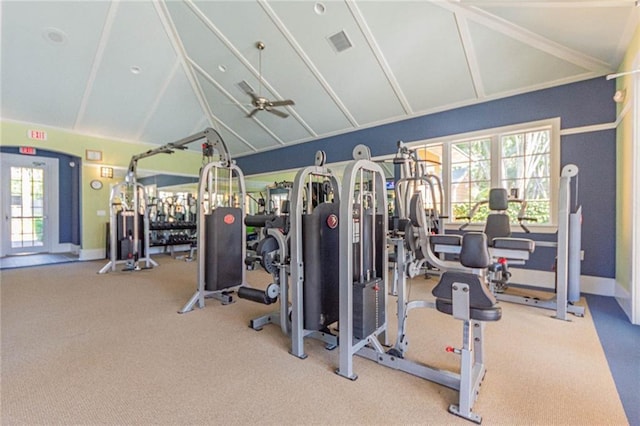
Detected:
[336,144,389,379]
[237,151,342,356]
[289,150,341,358]
[99,128,224,274]
[433,164,584,319]
[98,178,157,273]
[177,130,248,313]
[342,183,501,423]
[491,164,584,320]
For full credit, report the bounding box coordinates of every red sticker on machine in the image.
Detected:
[326,214,338,229]
[224,214,235,224]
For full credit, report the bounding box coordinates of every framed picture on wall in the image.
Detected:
[85,150,102,161]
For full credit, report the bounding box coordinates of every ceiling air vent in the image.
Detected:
[237,80,255,94]
[328,30,352,53]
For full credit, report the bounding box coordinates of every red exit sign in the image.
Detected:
[19,146,37,155]
[28,129,47,141]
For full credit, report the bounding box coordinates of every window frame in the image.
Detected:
[411,118,561,232]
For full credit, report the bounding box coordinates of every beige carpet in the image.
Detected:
[0,257,628,425]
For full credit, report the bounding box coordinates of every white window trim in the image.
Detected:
[403,118,561,234]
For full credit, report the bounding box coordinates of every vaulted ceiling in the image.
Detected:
[1,1,637,159]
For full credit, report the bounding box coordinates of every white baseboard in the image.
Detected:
[51,243,81,254]
[509,268,616,297]
[614,283,635,323]
[79,248,105,261]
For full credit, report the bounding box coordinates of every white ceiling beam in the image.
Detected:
[257,0,360,128]
[454,13,484,98]
[74,0,119,130]
[436,0,613,72]
[345,0,413,115]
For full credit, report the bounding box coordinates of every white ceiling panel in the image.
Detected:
[138,65,208,145]
[468,22,590,95]
[0,1,109,127]
[480,4,634,66]
[75,1,178,140]
[357,1,477,111]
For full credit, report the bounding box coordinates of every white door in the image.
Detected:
[0,153,59,256]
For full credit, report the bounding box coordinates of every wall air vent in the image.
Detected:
[237,80,255,94]
[328,30,352,53]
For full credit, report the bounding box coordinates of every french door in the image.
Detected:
[1,153,59,256]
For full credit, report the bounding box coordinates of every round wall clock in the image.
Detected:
[90,179,103,190]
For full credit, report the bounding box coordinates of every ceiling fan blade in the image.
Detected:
[269,99,294,107]
[247,108,260,118]
[267,108,288,118]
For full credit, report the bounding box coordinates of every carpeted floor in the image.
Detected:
[0,258,629,425]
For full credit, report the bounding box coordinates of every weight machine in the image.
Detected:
[491,164,584,320]
[236,151,342,357]
[336,145,501,423]
[289,150,341,358]
[179,131,247,313]
[98,128,228,274]
[336,144,389,379]
[433,164,584,320]
[98,179,157,273]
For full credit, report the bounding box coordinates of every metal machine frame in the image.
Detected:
[336,144,389,380]
[179,145,246,313]
[289,151,341,358]
[337,146,496,423]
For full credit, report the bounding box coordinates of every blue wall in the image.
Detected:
[1,146,81,245]
[237,77,617,278]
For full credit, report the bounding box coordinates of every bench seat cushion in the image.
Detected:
[492,237,535,253]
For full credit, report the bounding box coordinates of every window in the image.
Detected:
[412,119,559,227]
[500,128,552,223]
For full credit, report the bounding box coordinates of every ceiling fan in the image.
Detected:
[244,41,294,119]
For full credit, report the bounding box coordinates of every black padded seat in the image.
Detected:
[432,233,502,322]
[492,237,535,253]
[435,299,502,322]
[430,234,462,246]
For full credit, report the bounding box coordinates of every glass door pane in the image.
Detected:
[9,165,46,251]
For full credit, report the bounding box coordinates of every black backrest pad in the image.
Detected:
[205,207,243,291]
[409,192,422,226]
[302,202,340,330]
[489,188,509,210]
[432,271,497,308]
[459,232,491,268]
[485,213,511,242]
